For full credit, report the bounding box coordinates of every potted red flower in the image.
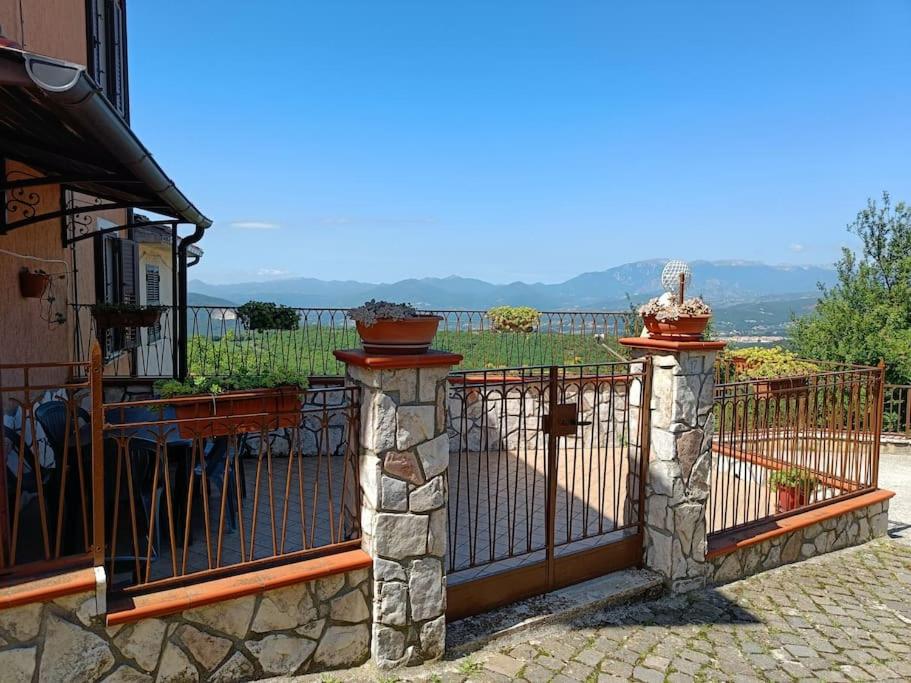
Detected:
[638,295,712,340]
[769,467,818,513]
[348,300,442,355]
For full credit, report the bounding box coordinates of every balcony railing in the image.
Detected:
[1,343,362,593]
[72,304,639,379]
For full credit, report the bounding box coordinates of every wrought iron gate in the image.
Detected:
[445,359,652,619]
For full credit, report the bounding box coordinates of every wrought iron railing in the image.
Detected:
[2,340,362,590]
[709,363,884,537]
[883,384,911,436]
[0,358,98,576]
[73,304,638,379]
[446,361,650,583]
[101,383,361,593]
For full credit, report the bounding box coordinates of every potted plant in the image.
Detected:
[638,295,712,339]
[156,370,307,438]
[91,302,165,329]
[768,467,818,512]
[725,347,820,396]
[487,305,540,333]
[19,268,51,298]
[348,300,443,355]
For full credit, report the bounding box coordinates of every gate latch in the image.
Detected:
[543,403,591,436]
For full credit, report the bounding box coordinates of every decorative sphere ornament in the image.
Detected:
[661,260,692,296]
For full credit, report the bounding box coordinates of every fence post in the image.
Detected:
[872,360,886,487]
[334,348,462,669]
[620,337,726,592]
[89,341,105,577]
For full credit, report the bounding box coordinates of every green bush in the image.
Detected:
[487,306,540,333]
[236,301,299,331]
[724,346,820,380]
[768,467,817,491]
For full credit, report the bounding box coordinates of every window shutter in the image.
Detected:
[88,0,107,87]
[145,265,161,304]
[108,1,127,116]
[119,239,139,347]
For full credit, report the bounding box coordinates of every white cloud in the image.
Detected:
[256,268,289,277]
[231,221,280,230]
[790,243,805,253]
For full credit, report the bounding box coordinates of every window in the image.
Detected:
[100,235,139,355]
[87,0,129,119]
[145,264,161,343]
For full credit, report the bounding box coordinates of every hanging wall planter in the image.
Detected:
[90,303,165,329]
[19,268,51,298]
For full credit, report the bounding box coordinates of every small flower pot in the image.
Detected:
[92,307,163,329]
[642,314,710,340]
[173,387,301,438]
[355,315,443,355]
[19,269,51,298]
[775,484,810,513]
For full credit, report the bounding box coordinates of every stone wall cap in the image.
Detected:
[707,488,895,560]
[0,563,96,610]
[106,548,371,626]
[334,349,463,369]
[619,337,727,352]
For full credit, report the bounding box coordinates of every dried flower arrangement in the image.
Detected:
[347,299,423,326]
[638,296,712,322]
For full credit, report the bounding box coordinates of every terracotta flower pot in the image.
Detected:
[642,314,710,340]
[355,315,443,355]
[19,269,51,298]
[173,388,301,439]
[776,484,809,513]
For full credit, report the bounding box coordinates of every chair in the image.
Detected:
[2,425,57,564]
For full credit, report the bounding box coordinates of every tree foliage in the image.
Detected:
[236,301,300,332]
[790,192,911,382]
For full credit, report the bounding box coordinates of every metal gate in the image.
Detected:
[445,359,652,619]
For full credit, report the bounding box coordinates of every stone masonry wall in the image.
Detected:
[710,499,891,584]
[0,567,370,682]
[347,363,452,669]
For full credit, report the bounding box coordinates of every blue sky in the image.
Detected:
[128,1,911,285]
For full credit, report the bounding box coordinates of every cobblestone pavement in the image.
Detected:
[288,538,911,682]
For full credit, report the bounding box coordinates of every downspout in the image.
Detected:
[176,223,207,380]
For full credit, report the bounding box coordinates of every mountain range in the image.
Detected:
[189,259,834,311]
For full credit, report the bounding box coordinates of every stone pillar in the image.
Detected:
[620,337,725,593]
[333,349,462,669]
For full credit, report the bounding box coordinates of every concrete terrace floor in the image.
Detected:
[281,453,911,683]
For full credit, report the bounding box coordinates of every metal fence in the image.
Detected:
[445,361,650,617]
[0,359,96,575]
[101,383,361,593]
[73,304,638,379]
[883,384,911,436]
[709,363,884,537]
[1,341,362,592]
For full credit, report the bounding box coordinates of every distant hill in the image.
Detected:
[187,292,236,307]
[189,259,833,311]
[712,294,819,337]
